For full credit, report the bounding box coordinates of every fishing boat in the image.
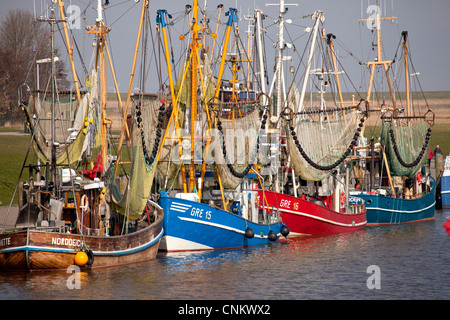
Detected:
[253,3,366,235]
[0,0,163,270]
[440,156,450,209]
[349,3,435,225]
[155,2,288,252]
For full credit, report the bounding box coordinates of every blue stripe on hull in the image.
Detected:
[159,193,283,251]
[357,178,436,225]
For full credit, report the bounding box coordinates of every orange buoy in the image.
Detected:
[75,251,89,267]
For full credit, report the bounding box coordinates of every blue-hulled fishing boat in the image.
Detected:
[159,191,286,251]
[155,3,288,251]
[441,156,450,209]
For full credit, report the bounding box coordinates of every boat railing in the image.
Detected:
[263,206,281,225]
[7,223,66,234]
[347,196,365,214]
[79,225,108,236]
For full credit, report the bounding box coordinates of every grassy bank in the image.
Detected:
[0,129,132,205]
[0,133,33,205]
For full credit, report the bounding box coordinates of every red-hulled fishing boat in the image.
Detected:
[254,6,366,235]
[258,190,366,235]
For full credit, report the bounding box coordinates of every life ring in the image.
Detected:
[80,194,89,214]
[417,171,423,184]
[340,191,346,206]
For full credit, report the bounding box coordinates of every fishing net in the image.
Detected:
[381,119,430,178]
[24,70,100,167]
[212,101,262,189]
[287,89,366,181]
[111,94,163,220]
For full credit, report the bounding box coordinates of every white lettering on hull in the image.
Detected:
[51,237,82,248]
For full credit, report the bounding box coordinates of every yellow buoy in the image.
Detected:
[74,251,89,267]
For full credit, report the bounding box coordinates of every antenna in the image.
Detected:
[96,0,103,22]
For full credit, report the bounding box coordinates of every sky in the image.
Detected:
[1,0,449,94]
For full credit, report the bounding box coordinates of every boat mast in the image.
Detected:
[206,6,237,207]
[213,7,237,100]
[85,0,111,168]
[254,9,266,105]
[57,0,81,105]
[359,2,398,194]
[189,0,201,192]
[359,2,397,120]
[209,4,224,67]
[211,6,237,208]
[114,0,147,179]
[266,0,297,118]
[157,8,189,193]
[50,8,58,193]
[297,10,323,113]
[243,12,254,95]
[265,0,297,193]
[37,7,65,194]
[327,33,344,108]
[402,31,411,122]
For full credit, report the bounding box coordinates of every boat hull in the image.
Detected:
[441,171,450,209]
[258,191,367,236]
[356,178,436,225]
[158,193,285,252]
[0,212,163,271]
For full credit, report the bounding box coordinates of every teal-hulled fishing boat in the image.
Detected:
[351,3,435,225]
[354,177,435,225]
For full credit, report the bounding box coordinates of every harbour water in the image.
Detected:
[0,210,449,301]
